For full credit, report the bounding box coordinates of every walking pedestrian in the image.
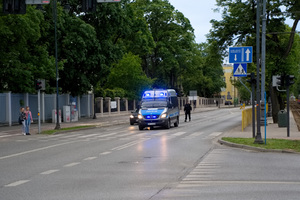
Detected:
[184,102,192,122]
[24,106,33,135]
[19,107,26,135]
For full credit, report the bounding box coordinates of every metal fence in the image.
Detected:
[0,92,93,126]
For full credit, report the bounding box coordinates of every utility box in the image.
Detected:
[52,109,61,123]
[278,110,287,127]
[63,106,71,122]
[70,103,78,122]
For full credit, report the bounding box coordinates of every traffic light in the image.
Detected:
[35,80,42,90]
[247,72,256,85]
[3,0,26,14]
[82,0,96,12]
[286,75,295,86]
[276,75,285,87]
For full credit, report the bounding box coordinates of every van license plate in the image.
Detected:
[148,123,156,125]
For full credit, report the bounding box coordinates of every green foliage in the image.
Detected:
[0,6,55,93]
[222,137,300,152]
[141,0,195,89]
[0,0,227,100]
[58,13,102,96]
[182,42,225,97]
[106,53,153,99]
[209,0,300,121]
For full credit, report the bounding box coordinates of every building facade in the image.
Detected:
[220,64,239,105]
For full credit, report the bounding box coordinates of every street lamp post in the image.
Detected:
[54,0,60,130]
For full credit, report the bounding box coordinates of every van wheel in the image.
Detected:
[165,119,171,129]
[174,117,179,127]
[130,122,134,125]
[139,125,144,130]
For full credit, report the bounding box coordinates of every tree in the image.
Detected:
[208,0,300,122]
[0,6,55,93]
[105,53,153,99]
[142,0,195,89]
[181,42,225,97]
[58,13,103,96]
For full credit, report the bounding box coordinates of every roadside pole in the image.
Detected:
[38,89,41,134]
[286,77,290,137]
[254,0,263,144]
[246,73,256,138]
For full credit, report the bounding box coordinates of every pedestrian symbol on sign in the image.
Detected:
[233,63,247,77]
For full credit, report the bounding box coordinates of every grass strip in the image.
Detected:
[41,125,95,135]
[222,137,300,152]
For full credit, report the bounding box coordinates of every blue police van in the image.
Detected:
[138,89,180,130]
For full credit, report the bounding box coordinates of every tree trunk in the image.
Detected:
[283,17,300,59]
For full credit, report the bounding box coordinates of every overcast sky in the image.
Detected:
[168,0,299,44]
[168,0,221,43]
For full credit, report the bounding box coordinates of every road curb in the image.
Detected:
[218,139,300,154]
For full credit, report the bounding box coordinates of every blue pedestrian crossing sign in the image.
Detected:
[233,63,247,77]
[229,46,253,63]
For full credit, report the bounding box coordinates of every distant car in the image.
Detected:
[225,101,232,105]
[129,109,139,125]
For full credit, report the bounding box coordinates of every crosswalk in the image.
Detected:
[178,149,230,187]
[12,129,224,143]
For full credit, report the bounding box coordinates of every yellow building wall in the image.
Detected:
[221,64,239,104]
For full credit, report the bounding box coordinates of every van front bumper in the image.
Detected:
[138,119,168,127]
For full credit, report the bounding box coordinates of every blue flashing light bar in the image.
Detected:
[143,90,168,98]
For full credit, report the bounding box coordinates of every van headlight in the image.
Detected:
[138,114,143,119]
[130,115,134,118]
[161,113,167,119]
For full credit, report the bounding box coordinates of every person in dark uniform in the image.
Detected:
[184,102,192,122]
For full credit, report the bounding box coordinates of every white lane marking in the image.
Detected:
[97,132,118,138]
[64,162,80,167]
[173,132,186,136]
[179,180,300,185]
[112,139,150,151]
[78,134,99,138]
[0,135,13,138]
[5,180,30,187]
[40,169,59,175]
[100,151,111,155]
[111,141,140,151]
[119,138,131,140]
[59,135,79,139]
[0,141,78,160]
[182,132,204,139]
[204,132,223,139]
[167,132,187,139]
[83,157,97,161]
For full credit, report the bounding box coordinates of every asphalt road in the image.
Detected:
[1,108,299,200]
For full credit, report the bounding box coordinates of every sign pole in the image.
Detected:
[287,82,290,137]
[38,89,41,134]
[252,76,256,138]
[254,0,263,144]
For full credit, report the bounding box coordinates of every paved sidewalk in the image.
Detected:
[222,111,300,140]
[0,106,219,138]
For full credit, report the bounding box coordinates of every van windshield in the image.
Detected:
[141,101,167,108]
